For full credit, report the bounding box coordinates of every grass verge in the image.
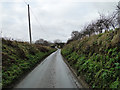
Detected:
[61,28,120,88]
[2,38,56,88]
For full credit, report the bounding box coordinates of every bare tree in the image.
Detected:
[117,1,120,28]
[35,39,44,44]
[71,31,79,40]
[54,39,62,44]
[35,39,51,46]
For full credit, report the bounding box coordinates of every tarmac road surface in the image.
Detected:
[15,49,82,88]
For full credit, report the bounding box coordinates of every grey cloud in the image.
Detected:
[1,0,118,42]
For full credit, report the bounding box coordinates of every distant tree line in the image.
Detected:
[54,39,65,48]
[35,39,52,46]
[67,3,120,44]
[35,38,65,48]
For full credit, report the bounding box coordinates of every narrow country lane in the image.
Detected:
[15,49,82,88]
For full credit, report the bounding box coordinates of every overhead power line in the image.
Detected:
[30,7,46,31]
[29,6,50,38]
[23,0,28,5]
[23,0,50,41]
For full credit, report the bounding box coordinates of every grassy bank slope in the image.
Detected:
[2,38,56,88]
[61,28,120,88]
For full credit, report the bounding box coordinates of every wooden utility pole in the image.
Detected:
[28,4,32,44]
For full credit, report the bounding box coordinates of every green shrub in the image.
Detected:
[61,28,120,88]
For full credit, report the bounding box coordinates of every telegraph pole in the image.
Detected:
[28,4,32,44]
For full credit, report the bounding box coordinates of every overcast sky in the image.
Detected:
[0,0,119,42]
